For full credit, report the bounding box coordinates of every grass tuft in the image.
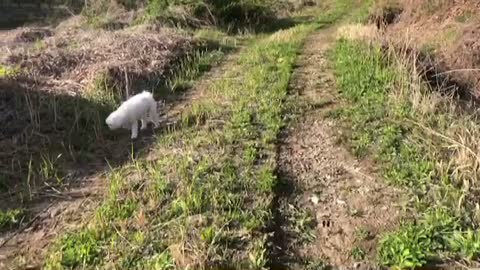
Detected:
[0,66,18,78]
[0,208,24,230]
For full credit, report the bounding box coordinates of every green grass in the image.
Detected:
[0,208,24,230]
[0,65,18,77]
[167,49,225,92]
[44,21,318,270]
[311,0,360,25]
[194,29,245,48]
[81,0,279,30]
[145,0,275,30]
[351,246,366,261]
[43,0,360,266]
[331,38,480,268]
[348,0,375,23]
[355,227,371,241]
[0,87,114,194]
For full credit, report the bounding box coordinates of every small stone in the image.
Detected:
[337,199,346,205]
[310,195,320,205]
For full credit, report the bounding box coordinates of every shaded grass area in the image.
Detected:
[44,20,317,269]
[331,39,480,268]
[0,209,24,231]
[0,40,232,242]
[166,49,225,92]
[144,0,277,31]
[82,0,300,33]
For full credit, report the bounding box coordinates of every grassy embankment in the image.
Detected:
[332,23,480,269]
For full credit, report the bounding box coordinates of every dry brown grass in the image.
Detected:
[1,18,194,97]
[336,23,379,42]
[367,0,402,19]
[381,36,480,221]
[386,0,480,97]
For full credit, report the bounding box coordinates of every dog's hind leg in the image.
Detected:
[141,118,148,130]
[131,121,139,139]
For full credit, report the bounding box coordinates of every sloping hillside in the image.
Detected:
[385,0,480,100]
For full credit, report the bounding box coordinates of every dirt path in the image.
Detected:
[0,49,241,270]
[275,26,406,269]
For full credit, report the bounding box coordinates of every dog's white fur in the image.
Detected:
[106,91,159,139]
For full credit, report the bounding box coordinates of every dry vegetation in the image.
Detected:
[3,22,195,94]
[385,0,480,99]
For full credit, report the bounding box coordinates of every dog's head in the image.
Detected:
[105,111,124,130]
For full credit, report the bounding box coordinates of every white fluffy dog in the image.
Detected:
[106,91,160,139]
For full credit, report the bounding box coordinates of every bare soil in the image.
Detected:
[275,26,406,269]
